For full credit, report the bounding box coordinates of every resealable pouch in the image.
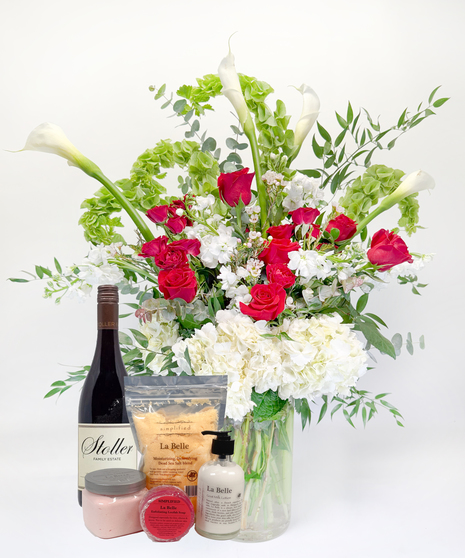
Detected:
[124,376,227,504]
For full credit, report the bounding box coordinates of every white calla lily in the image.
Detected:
[356,169,435,233]
[294,84,320,147]
[11,123,155,241]
[379,170,435,210]
[13,123,92,170]
[218,48,250,128]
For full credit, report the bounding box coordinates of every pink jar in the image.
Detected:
[82,468,147,539]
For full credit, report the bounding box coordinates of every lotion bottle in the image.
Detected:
[195,431,244,540]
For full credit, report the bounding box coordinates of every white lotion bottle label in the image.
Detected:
[78,424,138,490]
[197,473,244,535]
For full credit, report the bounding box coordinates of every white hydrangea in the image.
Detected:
[277,315,367,400]
[171,312,263,420]
[288,249,334,283]
[170,310,367,421]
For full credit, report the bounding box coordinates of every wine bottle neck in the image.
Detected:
[97,302,118,330]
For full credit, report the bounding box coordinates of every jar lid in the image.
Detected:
[85,468,146,496]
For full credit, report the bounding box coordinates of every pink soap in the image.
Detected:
[82,468,147,539]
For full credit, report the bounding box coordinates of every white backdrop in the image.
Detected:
[1,1,464,557]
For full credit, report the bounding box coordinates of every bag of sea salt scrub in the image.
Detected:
[124,376,227,502]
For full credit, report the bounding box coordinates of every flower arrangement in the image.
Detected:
[11,46,445,425]
[10,43,446,539]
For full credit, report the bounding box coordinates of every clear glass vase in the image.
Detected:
[228,404,294,542]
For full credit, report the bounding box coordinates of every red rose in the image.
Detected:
[267,224,295,240]
[154,246,188,270]
[169,238,201,257]
[218,168,254,207]
[259,238,300,265]
[290,207,320,225]
[168,199,186,214]
[310,224,321,238]
[325,214,357,241]
[158,265,197,303]
[147,205,169,224]
[266,263,296,289]
[240,283,287,321]
[165,216,188,234]
[139,236,169,258]
[367,229,413,271]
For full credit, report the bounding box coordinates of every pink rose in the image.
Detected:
[325,214,357,241]
[158,265,197,303]
[266,263,296,289]
[259,238,300,265]
[290,207,320,225]
[218,168,254,207]
[267,224,295,240]
[367,229,413,271]
[240,283,287,321]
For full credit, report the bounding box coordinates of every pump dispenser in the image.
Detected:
[195,431,244,540]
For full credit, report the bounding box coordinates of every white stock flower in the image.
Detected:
[288,249,334,283]
[65,281,92,301]
[388,253,433,280]
[139,311,180,375]
[318,279,340,302]
[192,194,215,212]
[87,243,122,266]
[226,284,252,309]
[283,173,324,211]
[218,265,239,291]
[294,85,320,147]
[78,263,124,286]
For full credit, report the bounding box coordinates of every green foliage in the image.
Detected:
[295,388,405,429]
[340,165,422,235]
[251,389,288,422]
[305,87,448,199]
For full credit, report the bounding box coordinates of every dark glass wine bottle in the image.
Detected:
[77,284,138,506]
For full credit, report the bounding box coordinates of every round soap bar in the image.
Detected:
[139,485,195,542]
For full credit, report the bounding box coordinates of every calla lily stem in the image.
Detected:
[243,119,268,232]
[86,168,155,242]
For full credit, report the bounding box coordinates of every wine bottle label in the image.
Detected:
[78,424,138,490]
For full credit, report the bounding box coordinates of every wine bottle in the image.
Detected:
[78,284,138,506]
